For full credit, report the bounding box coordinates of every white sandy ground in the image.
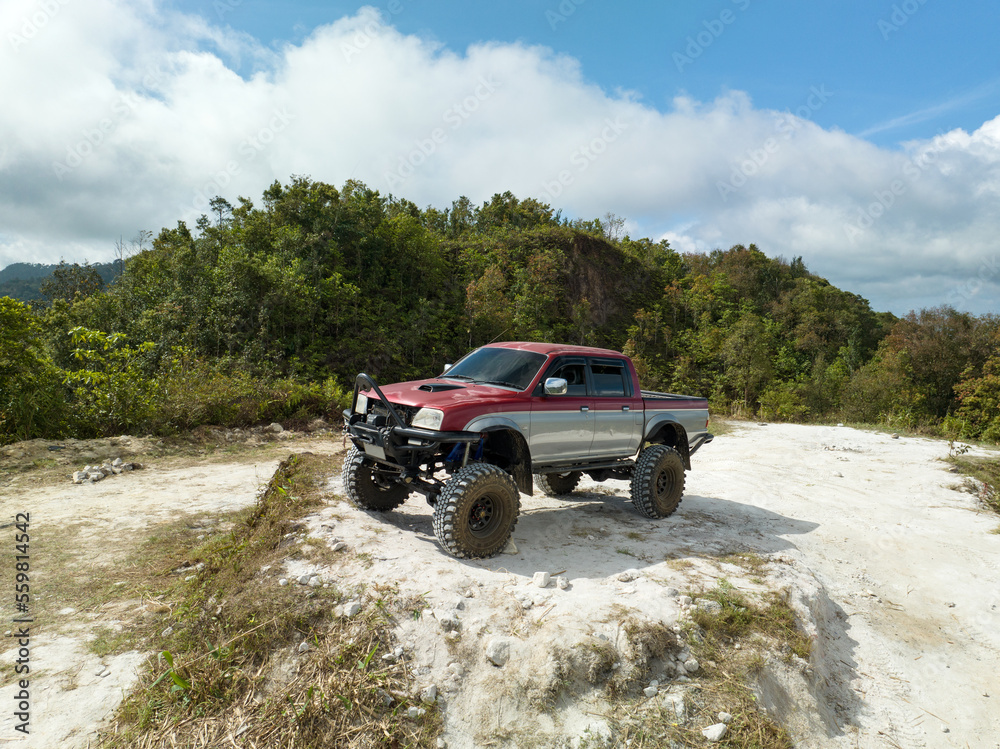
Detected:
[0,425,999,747]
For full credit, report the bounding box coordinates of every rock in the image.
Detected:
[376,688,393,706]
[485,638,512,667]
[718,711,732,724]
[891,433,900,439]
[533,571,551,588]
[112,457,124,467]
[278,578,288,586]
[436,739,447,749]
[695,599,723,615]
[95,665,107,676]
[837,422,844,427]
[161,626,174,637]
[343,601,361,617]
[684,658,700,673]
[298,575,312,585]
[407,706,421,720]
[298,640,312,653]
[332,541,347,552]
[308,576,322,587]
[664,587,679,597]
[617,569,640,582]
[679,595,693,606]
[438,613,461,632]
[269,422,284,433]
[941,725,950,733]
[72,471,86,484]
[420,685,437,702]
[502,539,518,555]
[702,723,728,742]
[832,471,843,477]
[381,653,397,663]
[556,576,569,590]
[643,686,658,698]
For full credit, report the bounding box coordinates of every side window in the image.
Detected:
[590,361,628,397]
[549,361,588,396]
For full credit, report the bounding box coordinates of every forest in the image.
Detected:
[2,176,999,446]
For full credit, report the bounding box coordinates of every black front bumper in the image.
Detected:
[344,373,479,467]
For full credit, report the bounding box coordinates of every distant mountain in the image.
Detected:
[0,261,120,303]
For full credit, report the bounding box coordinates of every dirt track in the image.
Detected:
[0,424,998,748]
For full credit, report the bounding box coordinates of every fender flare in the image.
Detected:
[463,416,533,495]
[643,417,692,470]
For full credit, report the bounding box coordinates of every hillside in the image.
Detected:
[0,260,119,302]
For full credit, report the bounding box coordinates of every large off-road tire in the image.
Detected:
[534,471,582,496]
[630,444,685,519]
[433,463,520,558]
[342,446,409,511]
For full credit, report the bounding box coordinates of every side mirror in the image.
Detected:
[544,377,568,396]
[442,363,452,373]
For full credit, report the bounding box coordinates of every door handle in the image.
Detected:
[580,406,589,412]
[622,406,630,412]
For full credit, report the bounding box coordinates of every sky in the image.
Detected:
[2,0,999,314]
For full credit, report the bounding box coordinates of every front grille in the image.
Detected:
[367,399,418,426]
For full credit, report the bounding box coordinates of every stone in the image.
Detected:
[684,657,700,674]
[556,576,569,590]
[702,723,728,742]
[381,653,397,663]
[533,571,551,588]
[485,637,512,667]
[438,613,461,632]
[278,578,288,586]
[664,693,686,719]
[833,471,843,478]
[891,433,900,439]
[298,575,312,585]
[269,422,284,433]
[308,576,322,587]
[332,541,347,552]
[72,471,86,484]
[679,595,693,606]
[664,587,679,597]
[421,684,437,702]
[343,601,361,617]
[643,686,658,698]
[718,712,732,724]
[298,641,312,653]
[407,706,421,720]
[112,457,124,467]
[617,569,640,582]
[376,688,393,706]
[436,739,447,749]
[695,599,723,615]
[502,539,518,554]
[95,665,107,676]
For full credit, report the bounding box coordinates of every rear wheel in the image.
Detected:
[433,463,520,558]
[630,444,685,519]
[534,471,582,496]
[342,446,409,511]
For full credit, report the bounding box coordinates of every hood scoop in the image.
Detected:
[417,382,466,392]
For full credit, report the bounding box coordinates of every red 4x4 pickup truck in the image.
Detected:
[343,342,712,558]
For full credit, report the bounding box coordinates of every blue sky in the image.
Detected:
[2,0,1000,314]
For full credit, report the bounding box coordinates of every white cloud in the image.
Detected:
[1,2,1000,313]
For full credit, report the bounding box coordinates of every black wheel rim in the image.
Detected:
[654,468,673,500]
[468,495,498,537]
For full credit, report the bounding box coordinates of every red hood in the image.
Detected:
[370,378,527,410]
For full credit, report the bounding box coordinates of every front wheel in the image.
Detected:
[630,445,685,519]
[534,471,581,496]
[433,463,520,558]
[342,446,409,511]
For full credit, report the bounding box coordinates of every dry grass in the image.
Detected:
[949,454,1000,516]
[98,452,442,749]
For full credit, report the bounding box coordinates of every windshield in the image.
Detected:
[441,347,546,391]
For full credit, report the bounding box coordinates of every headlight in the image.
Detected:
[410,408,444,430]
[355,393,368,415]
